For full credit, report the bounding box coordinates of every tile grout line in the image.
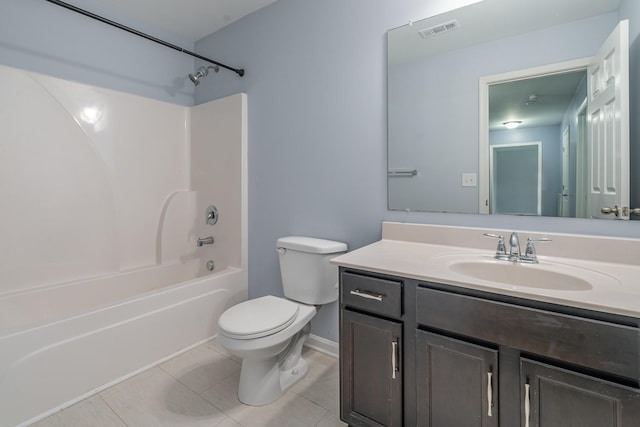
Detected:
[97,393,130,427]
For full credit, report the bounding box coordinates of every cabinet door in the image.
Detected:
[521,359,640,427]
[416,330,499,427]
[340,309,402,427]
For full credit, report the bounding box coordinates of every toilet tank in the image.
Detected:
[277,236,348,305]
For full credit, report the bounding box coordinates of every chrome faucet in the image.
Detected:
[483,232,551,263]
[197,236,214,247]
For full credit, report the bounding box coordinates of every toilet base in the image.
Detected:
[237,324,311,406]
[280,356,309,393]
[237,352,309,406]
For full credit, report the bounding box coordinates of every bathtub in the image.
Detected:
[0,263,247,427]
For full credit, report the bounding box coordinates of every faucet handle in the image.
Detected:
[523,237,551,262]
[483,233,507,257]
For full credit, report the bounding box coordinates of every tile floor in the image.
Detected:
[31,340,346,427]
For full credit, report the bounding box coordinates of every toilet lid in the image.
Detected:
[219,295,300,339]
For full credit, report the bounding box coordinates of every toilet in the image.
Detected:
[217,236,348,406]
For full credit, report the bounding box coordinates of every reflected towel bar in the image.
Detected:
[388,169,417,177]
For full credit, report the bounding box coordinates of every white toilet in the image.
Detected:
[217,236,348,406]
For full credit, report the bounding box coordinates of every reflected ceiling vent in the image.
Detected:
[418,20,460,39]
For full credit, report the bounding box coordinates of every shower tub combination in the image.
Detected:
[0,65,248,426]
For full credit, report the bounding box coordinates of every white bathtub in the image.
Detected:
[0,264,247,427]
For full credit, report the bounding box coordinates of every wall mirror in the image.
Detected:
[387,0,636,219]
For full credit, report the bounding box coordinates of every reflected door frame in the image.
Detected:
[576,98,589,217]
[479,58,591,213]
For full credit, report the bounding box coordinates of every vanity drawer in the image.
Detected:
[416,286,640,381]
[341,271,402,318]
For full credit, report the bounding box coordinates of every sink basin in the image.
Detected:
[449,259,592,290]
[433,254,619,291]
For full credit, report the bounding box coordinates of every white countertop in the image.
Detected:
[331,222,640,318]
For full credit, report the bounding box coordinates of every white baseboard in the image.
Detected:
[305,334,338,359]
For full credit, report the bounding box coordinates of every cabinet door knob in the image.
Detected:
[349,289,384,301]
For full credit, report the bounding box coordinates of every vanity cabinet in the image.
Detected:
[338,267,640,427]
[521,359,640,427]
[415,284,640,426]
[416,330,498,427]
[339,271,404,427]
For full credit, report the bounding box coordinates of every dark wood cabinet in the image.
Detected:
[340,309,402,427]
[416,331,498,427]
[339,268,640,427]
[521,359,640,427]
[339,270,404,427]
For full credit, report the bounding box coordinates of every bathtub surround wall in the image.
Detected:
[1,65,186,295]
[0,65,248,426]
[0,65,248,297]
[194,0,640,343]
[191,96,248,275]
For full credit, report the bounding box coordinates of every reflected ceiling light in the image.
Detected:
[503,120,522,129]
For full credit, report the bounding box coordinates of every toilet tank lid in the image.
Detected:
[277,236,347,254]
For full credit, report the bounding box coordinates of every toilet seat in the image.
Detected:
[219,295,300,339]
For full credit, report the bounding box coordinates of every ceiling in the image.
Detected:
[489,70,587,131]
[63,0,278,42]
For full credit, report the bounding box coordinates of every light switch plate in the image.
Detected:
[462,173,477,187]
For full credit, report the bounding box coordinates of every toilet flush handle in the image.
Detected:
[277,247,286,255]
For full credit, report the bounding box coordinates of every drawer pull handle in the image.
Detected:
[487,371,493,417]
[350,289,384,301]
[391,340,399,379]
[524,383,531,427]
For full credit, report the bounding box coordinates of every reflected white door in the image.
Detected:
[587,20,629,219]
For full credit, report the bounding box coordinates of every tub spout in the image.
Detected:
[197,236,214,247]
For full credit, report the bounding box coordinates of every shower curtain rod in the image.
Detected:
[44,0,245,77]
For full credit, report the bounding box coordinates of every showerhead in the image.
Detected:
[188,66,207,86]
[188,65,220,86]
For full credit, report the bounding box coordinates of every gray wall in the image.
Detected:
[195,0,640,342]
[0,0,196,105]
